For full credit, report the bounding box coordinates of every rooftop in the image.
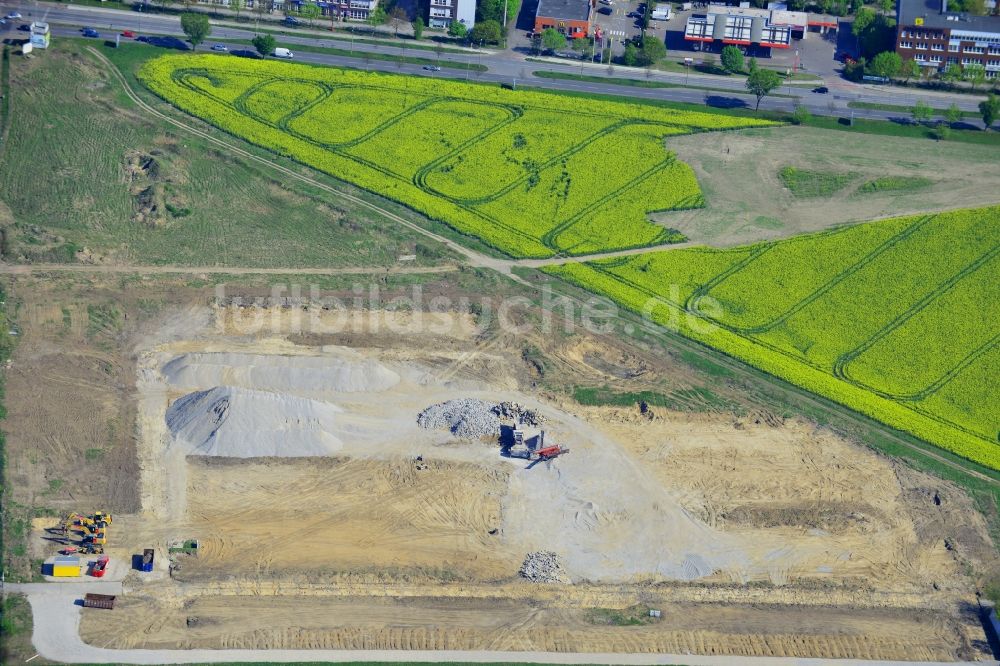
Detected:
[897,0,1000,32]
[536,0,592,22]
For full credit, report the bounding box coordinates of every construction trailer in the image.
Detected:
[83,593,116,610]
[52,555,81,577]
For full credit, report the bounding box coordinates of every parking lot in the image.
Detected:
[591,0,668,54]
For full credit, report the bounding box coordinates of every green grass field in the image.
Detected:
[778,166,854,198]
[0,45,449,267]
[544,206,1000,470]
[138,54,772,259]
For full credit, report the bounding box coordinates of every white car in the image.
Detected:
[210,43,229,52]
[5,10,22,19]
[599,0,613,5]
[273,47,294,58]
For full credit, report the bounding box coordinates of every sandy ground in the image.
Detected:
[81,594,969,661]
[659,125,1000,247]
[8,281,994,661]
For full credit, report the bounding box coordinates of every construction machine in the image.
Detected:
[92,511,112,528]
[532,444,570,461]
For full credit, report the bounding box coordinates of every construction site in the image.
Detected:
[0,271,991,663]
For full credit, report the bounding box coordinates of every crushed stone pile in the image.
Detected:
[519,551,570,584]
[417,399,542,439]
[165,386,345,457]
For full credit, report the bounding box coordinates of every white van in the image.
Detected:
[273,47,294,59]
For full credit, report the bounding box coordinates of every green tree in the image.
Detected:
[899,58,919,84]
[941,63,963,85]
[980,93,1000,129]
[368,4,388,28]
[853,10,896,58]
[911,100,933,124]
[791,104,811,125]
[231,0,245,21]
[252,32,276,56]
[571,36,595,59]
[448,20,468,38]
[541,27,567,51]
[867,50,901,80]
[180,12,211,50]
[639,36,666,66]
[852,7,875,35]
[945,102,962,126]
[413,16,424,39]
[477,0,522,24]
[389,6,408,35]
[720,45,744,73]
[964,63,987,92]
[843,56,866,81]
[622,42,640,66]
[299,1,321,26]
[747,56,758,73]
[877,0,893,13]
[469,19,502,44]
[745,67,781,110]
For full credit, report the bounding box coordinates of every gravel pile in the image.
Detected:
[518,551,570,584]
[417,399,542,439]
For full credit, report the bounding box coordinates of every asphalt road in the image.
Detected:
[1,0,988,123]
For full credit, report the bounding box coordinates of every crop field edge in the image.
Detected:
[542,205,1000,472]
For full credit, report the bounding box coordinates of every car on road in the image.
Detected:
[82,27,99,37]
[422,65,441,71]
[283,16,302,25]
[5,11,21,19]
[273,47,294,58]
[231,48,262,59]
[211,43,229,52]
[121,30,136,38]
[598,6,612,13]
[599,0,613,5]
[812,86,829,94]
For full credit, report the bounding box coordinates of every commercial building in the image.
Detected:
[683,6,797,50]
[534,0,593,38]
[428,0,475,30]
[896,0,1000,76]
[273,0,379,21]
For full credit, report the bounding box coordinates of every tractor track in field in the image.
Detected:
[83,47,1000,491]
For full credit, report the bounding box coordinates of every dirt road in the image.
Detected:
[6,584,994,666]
[0,263,459,276]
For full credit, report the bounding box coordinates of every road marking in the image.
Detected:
[25,655,40,663]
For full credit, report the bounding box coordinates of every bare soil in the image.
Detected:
[660,125,1000,246]
[6,275,996,661]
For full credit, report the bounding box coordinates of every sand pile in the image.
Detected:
[166,386,346,457]
[162,353,399,394]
